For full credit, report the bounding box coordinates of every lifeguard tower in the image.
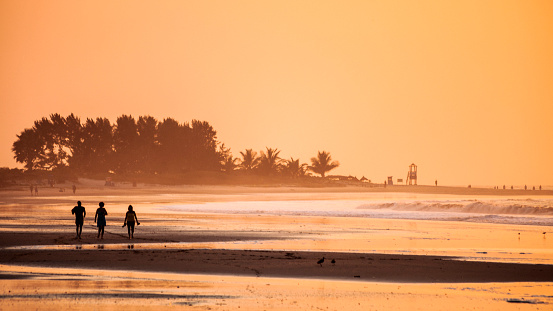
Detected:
[406,163,417,185]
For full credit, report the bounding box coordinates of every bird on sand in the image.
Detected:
[331,259,336,265]
[317,257,325,267]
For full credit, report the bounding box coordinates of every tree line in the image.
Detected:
[12,114,339,179]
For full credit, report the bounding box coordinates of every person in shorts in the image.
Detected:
[94,202,108,239]
[122,205,140,239]
[71,201,86,239]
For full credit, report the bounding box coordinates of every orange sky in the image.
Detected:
[1,1,552,187]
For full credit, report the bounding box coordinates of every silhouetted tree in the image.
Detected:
[239,149,260,171]
[157,118,186,173]
[113,115,139,174]
[219,144,237,172]
[72,117,113,174]
[189,120,220,171]
[46,113,71,169]
[258,147,282,175]
[65,114,83,159]
[282,157,308,178]
[13,114,344,184]
[12,128,43,171]
[31,115,60,169]
[136,116,158,173]
[308,151,339,178]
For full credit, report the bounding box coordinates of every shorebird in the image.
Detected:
[317,257,325,267]
[331,259,336,265]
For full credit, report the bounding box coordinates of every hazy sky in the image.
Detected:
[1,1,552,187]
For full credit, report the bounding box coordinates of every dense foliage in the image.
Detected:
[12,114,339,180]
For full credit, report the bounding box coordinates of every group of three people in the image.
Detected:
[71,201,140,240]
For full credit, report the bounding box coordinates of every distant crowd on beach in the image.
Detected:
[488,185,543,191]
[29,184,78,196]
[71,201,140,240]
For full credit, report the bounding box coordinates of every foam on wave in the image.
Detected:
[356,199,553,216]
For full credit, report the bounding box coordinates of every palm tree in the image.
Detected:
[239,149,260,171]
[282,157,307,177]
[222,154,238,172]
[258,147,282,175]
[308,151,339,178]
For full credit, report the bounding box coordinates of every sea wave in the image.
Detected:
[160,198,553,226]
[355,199,553,216]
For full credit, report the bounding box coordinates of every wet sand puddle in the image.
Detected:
[0,264,551,310]
[0,264,233,310]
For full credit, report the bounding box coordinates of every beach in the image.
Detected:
[1,182,552,309]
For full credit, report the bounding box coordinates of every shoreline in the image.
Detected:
[1,184,552,285]
[1,183,553,207]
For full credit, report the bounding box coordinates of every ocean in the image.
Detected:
[161,194,553,227]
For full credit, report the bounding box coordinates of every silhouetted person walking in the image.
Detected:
[34,185,38,196]
[72,184,76,194]
[30,185,34,196]
[122,205,140,239]
[71,201,86,239]
[94,202,108,239]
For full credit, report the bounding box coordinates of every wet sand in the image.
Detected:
[1,264,552,311]
[2,246,552,283]
[1,183,553,309]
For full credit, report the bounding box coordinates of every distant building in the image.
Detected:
[327,175,359,182]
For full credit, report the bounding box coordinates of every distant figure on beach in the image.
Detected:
[34,185,38,196]
[540,185,542,190]
[435,180,437,186]
[122,205,140,239]
[525,185,527,190]
[71,201,86,239]
[94,202,108,239]
[30,185,33,196]
[72,184,76,194]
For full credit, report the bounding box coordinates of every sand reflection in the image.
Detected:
[1,264,551,310]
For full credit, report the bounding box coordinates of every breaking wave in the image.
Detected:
[356,199,553,216]
[161,197,553,226]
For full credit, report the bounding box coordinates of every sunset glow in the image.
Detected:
[1,1,552,186]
